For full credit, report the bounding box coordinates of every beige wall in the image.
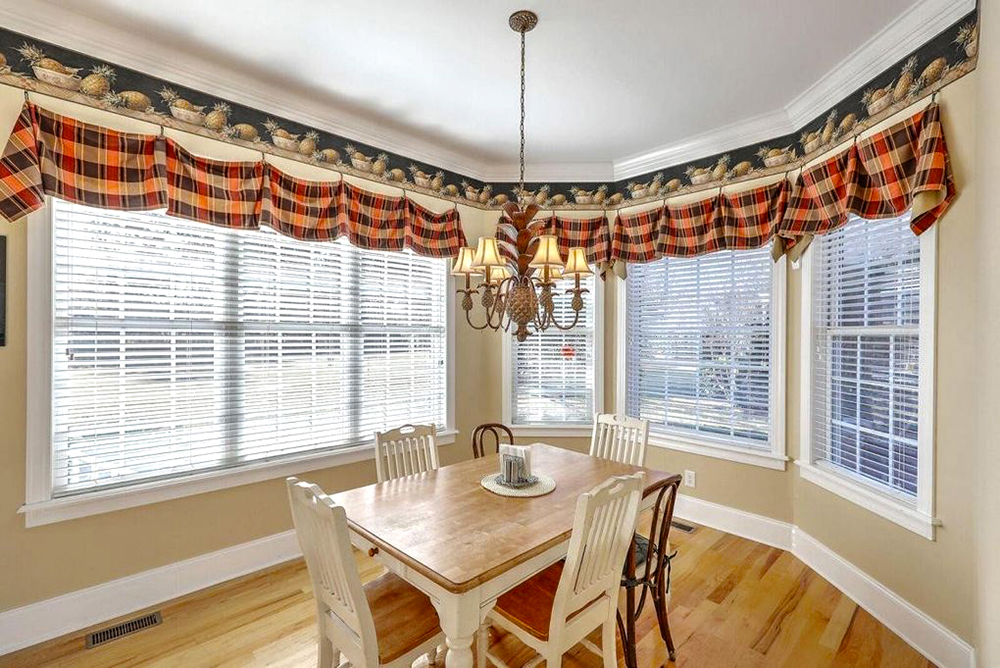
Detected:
[0,62,991,653]
[975,2,1000,664]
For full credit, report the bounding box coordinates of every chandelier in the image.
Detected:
[451,10,593,342]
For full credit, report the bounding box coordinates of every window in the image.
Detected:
[801,213,937,538]
[503,274,601,431]
[621,246,786,468]
[26,200,452,522]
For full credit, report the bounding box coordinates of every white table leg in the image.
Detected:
[433,592,482,668]
[445,634,474,668]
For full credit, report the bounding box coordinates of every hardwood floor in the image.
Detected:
[3,517,934,668]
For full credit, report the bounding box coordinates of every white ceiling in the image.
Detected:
[2,0,972,180]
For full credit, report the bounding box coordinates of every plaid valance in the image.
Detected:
[0,102,466,258]
[610,180,789,274]
[538,214,611,266]
[778,103,954,258]
[0,104,43,221]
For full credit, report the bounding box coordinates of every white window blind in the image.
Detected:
[510,275,596,424]
[810,214,920,498]
[625,247,773,447]
[50,199,448,496]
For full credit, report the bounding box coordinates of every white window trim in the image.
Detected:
[22,201,457,527]
[616,254,788,471]
[501,276,604,437]
[798,225,938,540]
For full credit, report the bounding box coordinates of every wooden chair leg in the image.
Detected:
[317,635,335,668]
[601,616,617,668]
[653,580,676,662]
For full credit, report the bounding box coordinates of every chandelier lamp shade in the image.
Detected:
[452,9,593,341]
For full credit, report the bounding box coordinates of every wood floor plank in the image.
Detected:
[2,520,935,668]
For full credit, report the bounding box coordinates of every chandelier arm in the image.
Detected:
[547,294,584,331]
[462,303,495,331]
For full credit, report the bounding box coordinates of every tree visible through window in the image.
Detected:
[625,247,774,448]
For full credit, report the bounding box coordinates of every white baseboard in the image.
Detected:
[792,528,975,668]
[673,494,975,668]
[0,497,977,668]
[674,494,794,551]
[0,529,301,656]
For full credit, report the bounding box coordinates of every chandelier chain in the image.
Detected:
[519,27,526,194]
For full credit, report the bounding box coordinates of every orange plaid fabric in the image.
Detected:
[780,103,955,244]
[165,139,262,228]
[538,214,611,265]
[610,180,788,264]
[260,164,340,239]
[0,102,468,257]
[335,182,466,257]
[0,103,43,222]
[402,198,467,257]
[0,102,166,221]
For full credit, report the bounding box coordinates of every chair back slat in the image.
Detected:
[374,424,439,482]
[472,423,514,458]
[286,477,379,666]
[590,413,650,466]
[552,473,645,628]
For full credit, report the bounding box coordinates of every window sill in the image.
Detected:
[648,432,787,471]
[510,425,594,439]
[20,430,458,528]
[796,461,938,540]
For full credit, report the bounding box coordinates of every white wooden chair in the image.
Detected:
[286,477,445,667]
[590,413,650,466]
[373,424,440,483]
[479,472,645,668]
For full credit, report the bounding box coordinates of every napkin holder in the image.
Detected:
[499,444,532,485]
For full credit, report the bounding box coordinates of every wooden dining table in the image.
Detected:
[330,442,680,668]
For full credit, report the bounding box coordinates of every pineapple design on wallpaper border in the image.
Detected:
[0,11,981,211]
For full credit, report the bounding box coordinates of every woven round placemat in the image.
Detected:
[480,473,556,498]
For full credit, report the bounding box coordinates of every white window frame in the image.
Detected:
[616,253,788,471]
[501,276,604,437]
[22,200,456,527]
[798,224,938,540]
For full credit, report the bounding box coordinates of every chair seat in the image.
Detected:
[493,561,605,642]
[493,561,565,641]
[364,571,440,663]
[624,534,651,577]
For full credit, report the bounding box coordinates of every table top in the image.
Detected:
[330,443,680,594]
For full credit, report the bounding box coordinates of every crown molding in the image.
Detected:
[783,0,975,128]
[0,0,975,183]
[612,0,974,181]
[612,107,795,181]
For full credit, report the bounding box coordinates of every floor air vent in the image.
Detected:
[86,611,162,648]
[671,520,697,534]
